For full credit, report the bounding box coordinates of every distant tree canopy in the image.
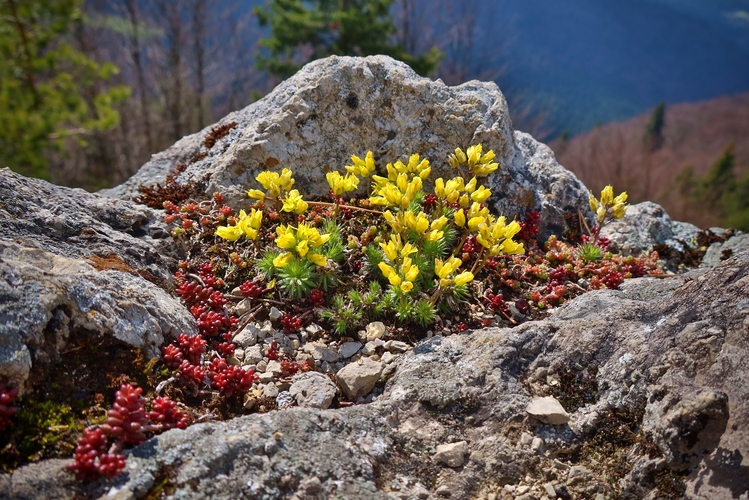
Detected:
[0,0,129,179]
[677,143,749,230]
[254,0,442,79]
[643,101,666,152]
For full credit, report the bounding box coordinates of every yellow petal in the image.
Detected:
[216,225,243,241]
[307,252,327,266]
[453,209,466,227]
[400,281,413,293]
[272,252,293,267]
[454,272,474,286]
[601,185,614,205]
[248,189,266,200]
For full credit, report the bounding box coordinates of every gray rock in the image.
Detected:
[654,389,729,471]
[336,357,383,399]
[601,201,701,257]
[340,341,363,359]
[0,241,195,394]
[304,342,341,362]
[432,441,469,468]
[526,397,570,425]
[701,232,749,268]
[269,307,283,322]
[101,56,591,238]
[288,371,337,409]
[242,345,264,365]
[232,324,260,348]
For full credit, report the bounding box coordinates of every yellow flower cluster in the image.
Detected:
[215,209,263,241]
[448,145,499,177]
[454,203,524,256]
[435,257,474,287]
[248,168,295,200]
[326,171,359,195]
[434,176,492,207]
[589,185,628,223]
[382,210,448,242]
[344,151,376,178]
[369,174,422,209]
[378,235,420,293]
[273,222,330,267]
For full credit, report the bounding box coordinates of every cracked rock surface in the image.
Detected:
[3,251,746,499]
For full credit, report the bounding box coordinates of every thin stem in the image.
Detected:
[307,200,383,215]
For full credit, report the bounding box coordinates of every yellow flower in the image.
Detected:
[326,171,360,195]
[614,192,628,204]
[378,262,401,286]
[600,185,614,205]
[273,252,293,268]
[405,211,430,235]
[215,225,243,241]
[453,209,466,227]
[383,210,404,233]
[596,206,607,223]
[611,202,627,219]
[465,144,499,176]
[434,257,473,287]
[345,151,376,178]
[471,186,491,203]
[307,252,327,266]
[448,147,467,169]
[454,272,474,286]
[459,194,470,207]
[256,168,295,197]
[247,189,266,200]
[237,209,262,240]
[589,194,599,212]
[431,216,448,231]
[274,223,329,264]
[281,189,309,214]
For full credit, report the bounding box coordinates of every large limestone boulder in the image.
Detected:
[102,55,591,238]
[0,169,194,394]
[3,250,746,499]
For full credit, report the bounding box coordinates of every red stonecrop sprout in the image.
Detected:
[148,397,189,430]
[69,385,191,481]
[518,210,541,241]
[0,382,18,431]
[67,428,126,480]
[100,384,148,445]
[281,313,302,332]
[207,358,257,397]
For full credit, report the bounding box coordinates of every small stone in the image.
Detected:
[244,345,264,365]
[515,485,530,495]
[543,483,557,497]
[432,441,469,468]
[269,307,283,322]
[381,351,395,364]
[531,436,544,453]
[340,341,362,358]
[519,432,533,446]
[231,298,253,316]
[526,396,570,425]
[365,321,386,341]
[362,338,384,356]
[266,360,283,376]
[567,465,592,486]
[232,324,260,347]
[385,340,409,353]
[258,372,274,383]
[262,383,279,398]
[256,360,267,373]
[304,342,341,362]
[227,354,242,366]
[243,393,257,410]
[289,371,336,409]
[275,391,294,408]
[336,357,383,399]
[434,484,452,497]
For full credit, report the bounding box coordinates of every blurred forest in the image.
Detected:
[552,94,749,230]
[1,0,504,191]
[2,0,747,230]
